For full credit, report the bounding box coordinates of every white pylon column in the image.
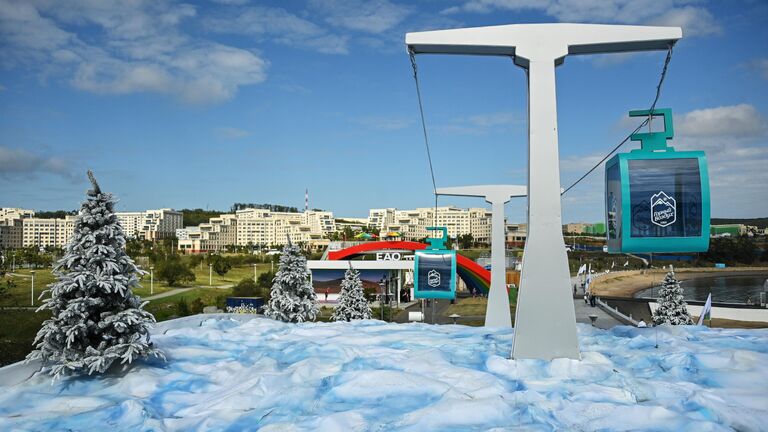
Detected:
[436,185,526,328]
[406,23,682,360]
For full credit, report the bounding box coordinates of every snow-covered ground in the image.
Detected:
[1,317,767,431]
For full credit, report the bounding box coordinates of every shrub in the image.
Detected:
[232,278,258,297]
[176,297,191,316]
[190,297,205,315]
[156,257,195,286]
[212,255,231,276]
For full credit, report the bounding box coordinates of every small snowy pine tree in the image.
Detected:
[652,268,693,325]
[263,242,318,323]
[27,171,163,379]
[331,266,371,322]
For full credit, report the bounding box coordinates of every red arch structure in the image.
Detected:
[327,241,491,294]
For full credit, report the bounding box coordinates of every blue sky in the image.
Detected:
[1,0,766,223]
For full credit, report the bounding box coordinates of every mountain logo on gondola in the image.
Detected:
[427,269,441,287]
[650,191,676,227]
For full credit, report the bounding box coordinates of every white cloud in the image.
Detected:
[353,116,412,131]
[748,58,768,80]
[437,111,523,134]
[466,112,519,127]
[0,145,76,181]
[563,104,768,220]
[217,127,251,139]
[209,0,250,5]
[310,0,412,34]
[0,0,269,104]
[442,0,722,38]
[203,6,349,54]
[649,6,722,37]
[676,104,766,138]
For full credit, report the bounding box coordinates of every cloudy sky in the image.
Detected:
[0,0,766,223]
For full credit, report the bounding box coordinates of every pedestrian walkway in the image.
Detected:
[573,297,621,329]
[141,284,234,301]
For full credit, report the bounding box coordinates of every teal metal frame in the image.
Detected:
[606,109,710,253]
[414,227,457,299]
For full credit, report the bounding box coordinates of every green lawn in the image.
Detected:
[444,296,517,327]
[143,287,236,322]
[0,309,51,367]
[188,263,272,287]
[1,269,56,307]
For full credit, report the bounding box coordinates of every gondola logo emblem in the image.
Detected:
[427,269,441,287]
[650,191,676,227]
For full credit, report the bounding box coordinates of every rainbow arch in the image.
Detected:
[327,241,491,295]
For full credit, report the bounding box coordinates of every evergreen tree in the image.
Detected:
[331,266,372,322]
[27,171,163,379]
[652,268,693,325]
[263,242,318,323]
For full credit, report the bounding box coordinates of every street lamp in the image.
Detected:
[378,278,386,321]
[30,270,35,307]
[209,263,213,287]
[149,266,155,295]
[253,263,258,283]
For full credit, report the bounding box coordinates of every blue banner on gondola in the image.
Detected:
[414,250,456,299]
[606,109,710,253]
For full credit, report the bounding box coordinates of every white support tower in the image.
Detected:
[436,185,526,328]
[407,23,682,360]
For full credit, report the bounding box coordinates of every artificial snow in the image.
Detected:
[1,318,767,431]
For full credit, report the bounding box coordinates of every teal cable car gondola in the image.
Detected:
[414,227,457,300]
[605,109,710,253]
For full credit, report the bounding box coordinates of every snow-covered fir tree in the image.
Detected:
[263,241,318,323]
[27,171,163,379]
[331,266,371,322]
[652,267,693,325]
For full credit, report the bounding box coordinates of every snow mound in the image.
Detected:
[1,318,767,431]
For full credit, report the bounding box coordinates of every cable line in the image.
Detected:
[409,48,439,227]
[561,45,674,196]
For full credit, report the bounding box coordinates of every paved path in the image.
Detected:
[142,284,234,301]
[142,288,192,301]
[573,297,621,329]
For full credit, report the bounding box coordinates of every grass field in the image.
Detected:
[0,310,50,367]
[0,264,274,305]
[144,287,236,321]
[0,269,56,307]
[444,296,518,327]
[0,264,272,365]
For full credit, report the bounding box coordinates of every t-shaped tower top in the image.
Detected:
[407,23,682,360]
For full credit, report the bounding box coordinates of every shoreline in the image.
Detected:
[591,267,768,298]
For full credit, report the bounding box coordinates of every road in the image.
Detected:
[142,284,234,301]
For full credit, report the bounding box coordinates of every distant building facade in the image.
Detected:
[116,209,183,241]
[22,216,77,248]
[369,206,493,244]
[179,209,336,253]
[0,208,32,249]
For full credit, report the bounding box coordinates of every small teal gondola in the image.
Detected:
[414,227,457,299]
[605,109,710,253]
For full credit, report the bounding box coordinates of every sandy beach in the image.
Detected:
[591,267,768,298]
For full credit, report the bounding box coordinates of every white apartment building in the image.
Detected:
[116,209,183,241]
[236,209,333,247]
[179,209,335,253]
[22,216,77,248]
[0,208,34,249]
[178,215,238,253]
[368,208,397,231]
[1,208,35,221]
[371,206,493,243]
[175,226,200,241]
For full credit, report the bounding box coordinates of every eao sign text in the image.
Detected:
[376,252,402,261]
